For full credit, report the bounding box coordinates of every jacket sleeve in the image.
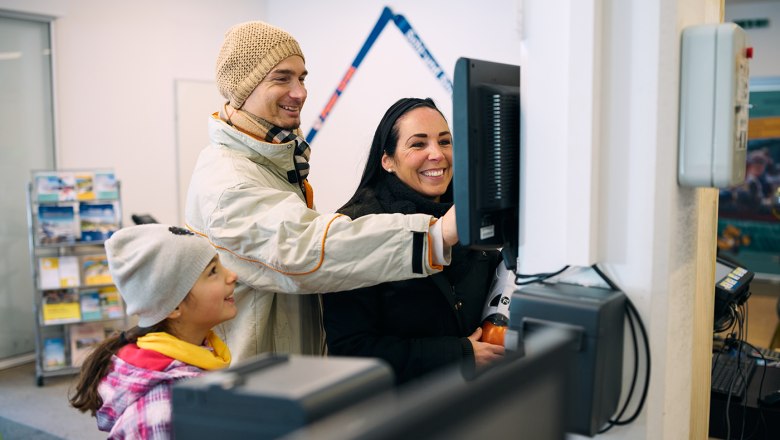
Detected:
[323,286,466,385]
[197,182,442,294]
[107,381,174,440]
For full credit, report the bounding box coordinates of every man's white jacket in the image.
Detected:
[185,116,443,362]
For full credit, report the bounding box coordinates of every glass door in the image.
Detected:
[0,13,56,364]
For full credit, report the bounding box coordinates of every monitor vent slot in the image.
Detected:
[482,91,519,209]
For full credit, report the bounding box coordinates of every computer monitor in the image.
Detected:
[283,327,577,440]
[452,57,521,271]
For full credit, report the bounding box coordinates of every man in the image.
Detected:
[185,21,458,362]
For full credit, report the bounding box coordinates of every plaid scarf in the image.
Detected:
[222,105,311,186]
[265,124,311,184]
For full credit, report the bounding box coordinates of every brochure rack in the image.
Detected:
[25,170,128,386]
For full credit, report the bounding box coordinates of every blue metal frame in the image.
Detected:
[305,6,453,143]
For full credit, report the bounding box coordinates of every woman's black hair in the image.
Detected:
[354,97,447,193]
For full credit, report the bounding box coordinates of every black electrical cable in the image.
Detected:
[598,298,639,434]
[513,262,652,432]
[738,304,747,439]
[715,306,738,333]
[609,300,651,425]
[734,338,768,440]
[591,264,651,430]
[723,303,748,440]
[719,302,759,440]
[739,304,749,440]
[727,302,772,440]
[513,265,569,286]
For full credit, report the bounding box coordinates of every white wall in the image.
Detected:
[267,0,522,214]
[268,0,520,215]
[726,0,780,77]
[595,0,719,436]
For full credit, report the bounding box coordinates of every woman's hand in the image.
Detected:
[467,327,505,369]
[440,205,459,247]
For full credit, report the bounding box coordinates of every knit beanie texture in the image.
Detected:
[216,21,304,109]
[105,224,217,328]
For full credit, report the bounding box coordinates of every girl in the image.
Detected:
[69,224,237,439]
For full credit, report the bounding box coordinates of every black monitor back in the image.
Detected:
[453,57,520,269]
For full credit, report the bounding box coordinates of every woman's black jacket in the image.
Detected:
[323,181,501,385]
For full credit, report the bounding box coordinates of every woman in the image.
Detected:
[323,98,505,385]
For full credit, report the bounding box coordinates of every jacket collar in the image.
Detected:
[208,114,297,174]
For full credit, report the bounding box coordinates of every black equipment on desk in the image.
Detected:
[713,256,754,331]
[710,354,756,401]
[509,282,626,437]
[709,355,780,439]
[284,327,577,440]
[172,354,393,439]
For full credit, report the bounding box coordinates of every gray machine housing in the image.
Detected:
[172,353,394,439]
[509,282,626,437]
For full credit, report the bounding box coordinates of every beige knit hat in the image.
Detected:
[216,21,305,109]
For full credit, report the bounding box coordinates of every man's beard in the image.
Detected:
[279,121,301,130]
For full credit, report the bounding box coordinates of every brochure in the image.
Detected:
[94,171,119,200]
[79,290,102,321]
[79,202,118,242]
[81,255,112,285]
[37,205,78,245]
[43,337,66,370]
[75,172,96,201]
[42,289,81,324]
[69,322,106,367]
[99,287,124,320]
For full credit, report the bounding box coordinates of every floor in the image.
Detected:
[0,363,103,440]
[0,280,778,440]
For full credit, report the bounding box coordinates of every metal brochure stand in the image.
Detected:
[25,169,128,386]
